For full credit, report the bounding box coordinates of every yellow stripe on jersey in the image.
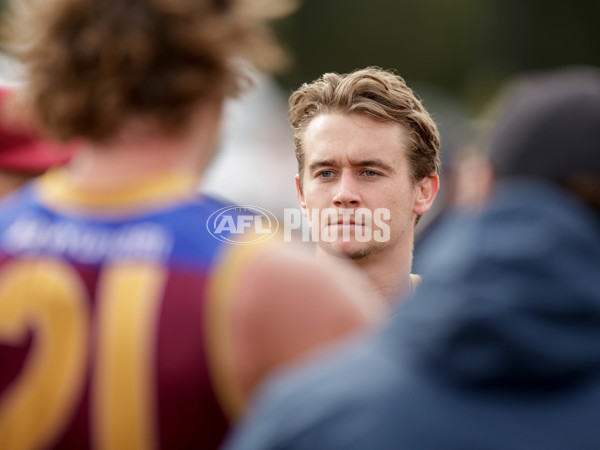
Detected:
[410,273,422,293]
[93,262,166,450]
[34,169,198,217]
[205,236,274,420]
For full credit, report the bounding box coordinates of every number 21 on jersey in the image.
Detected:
[0,258,166,450]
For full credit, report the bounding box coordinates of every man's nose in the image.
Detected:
[332,171,361,207]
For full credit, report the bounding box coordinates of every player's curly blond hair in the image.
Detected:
[2,0,292,141]
[289,67,441,189]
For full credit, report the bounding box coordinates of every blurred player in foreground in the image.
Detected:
[227,66,600,449]
[289,67,440,302]
[0,0,380,448]
[0,86,74,196]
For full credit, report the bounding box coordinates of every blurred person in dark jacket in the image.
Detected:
[227,66,600,450]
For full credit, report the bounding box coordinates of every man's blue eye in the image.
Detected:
[319,170,333,178]
[364,170,378,177]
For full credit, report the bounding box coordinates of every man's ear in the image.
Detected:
[413,174,439,216]
[295,174,308,217]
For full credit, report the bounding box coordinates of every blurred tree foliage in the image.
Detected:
[273,0,600,113]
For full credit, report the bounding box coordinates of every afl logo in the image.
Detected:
[206,205,279,245]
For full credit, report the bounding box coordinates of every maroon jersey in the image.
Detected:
[0,170,251,449]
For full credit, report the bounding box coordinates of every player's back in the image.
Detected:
[0,169,238,449]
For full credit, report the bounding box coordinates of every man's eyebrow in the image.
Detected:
[351,160,395,172]
[307,160,337,172]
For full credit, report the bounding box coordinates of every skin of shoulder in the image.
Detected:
[231,243,383,405]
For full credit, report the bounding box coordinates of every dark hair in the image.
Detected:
[488,67,600,185]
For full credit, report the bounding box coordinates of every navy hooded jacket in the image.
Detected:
[227,179,600,450]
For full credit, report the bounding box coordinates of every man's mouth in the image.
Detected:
[331,219,363,225]
[319,209,371,226]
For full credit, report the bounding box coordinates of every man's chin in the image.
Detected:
[319,241,376,261]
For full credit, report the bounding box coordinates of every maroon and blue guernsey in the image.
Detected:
[0,169,252,449]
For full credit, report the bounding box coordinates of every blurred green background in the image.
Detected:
[272,0,600,114]
[2,0,598,113]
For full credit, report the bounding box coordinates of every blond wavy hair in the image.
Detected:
[3,0,293,141]
[289,67,441,188]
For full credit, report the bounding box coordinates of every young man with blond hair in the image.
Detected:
[289,67,441,302]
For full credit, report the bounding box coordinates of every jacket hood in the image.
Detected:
[399,180,600,389]
[487,67,600,183]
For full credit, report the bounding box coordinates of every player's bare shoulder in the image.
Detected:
[220,240,383,413]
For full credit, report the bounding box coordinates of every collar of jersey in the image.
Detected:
[34,168,199,215]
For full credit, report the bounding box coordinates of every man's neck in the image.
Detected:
[64,101,221,191]
[67,133,201,191]
[316,241,414,304]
